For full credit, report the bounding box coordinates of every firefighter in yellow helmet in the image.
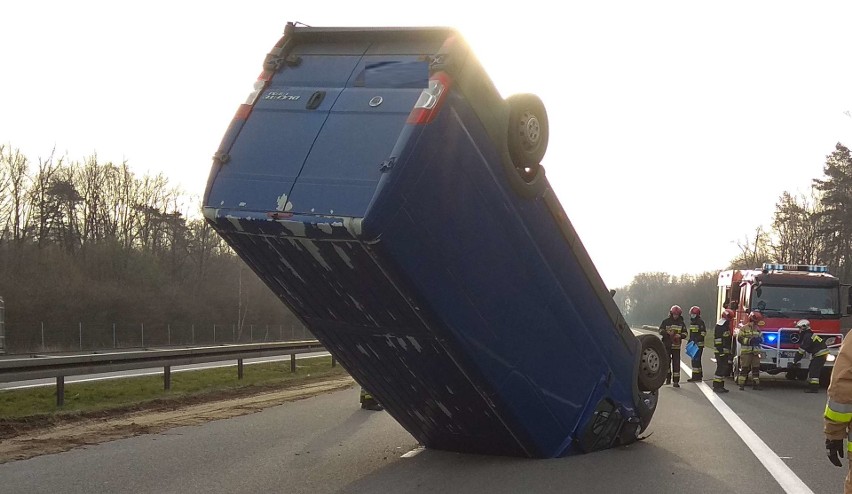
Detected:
[824,336,852,492]
[737,311,764,390]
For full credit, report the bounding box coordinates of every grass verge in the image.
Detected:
[0,356,348,421]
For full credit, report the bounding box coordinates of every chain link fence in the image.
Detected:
[4,321,313,354]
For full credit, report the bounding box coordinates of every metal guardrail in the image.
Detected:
[0,340,327,406]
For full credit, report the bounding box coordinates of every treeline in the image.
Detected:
[616,142,852,326]
[0,145,299,351]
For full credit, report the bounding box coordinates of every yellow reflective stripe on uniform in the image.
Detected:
[797,348,806,355]
[826,402,852,423]
[814,335,823,343]
[815,349,830,357]
[714,338,722,344]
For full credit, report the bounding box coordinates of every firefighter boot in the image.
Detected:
[712,380,729,393]
[805,382,819,393]
[752,381,762,391]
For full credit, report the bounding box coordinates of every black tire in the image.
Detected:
[506,93,549,176]
[637,334,668,391]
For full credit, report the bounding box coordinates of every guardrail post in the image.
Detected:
[238,358,244,380]
[79,322,83,351]
[191,324,195,345]
[213,324,216,344]
[250,325,253,343]
[168,324,171,346]
[57,376,65,407]
[164,366,171,390]
[331,355,336,367]
[41,322,45,352]
[290,354,296,373]
[113,323,116,348]
[141,323,145,348]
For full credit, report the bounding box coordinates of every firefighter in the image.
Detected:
[360,387,384,411]
[659,305,688,388]
[793,319,829,393]
[824,336,852,492]
[737,311,764,390]
[712,308,735,393]
[687,306,707,382]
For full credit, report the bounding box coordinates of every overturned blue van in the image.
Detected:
[203,23,667,458]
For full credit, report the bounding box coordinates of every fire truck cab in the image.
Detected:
[717,263,852,383]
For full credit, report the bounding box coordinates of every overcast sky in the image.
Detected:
[2,1,851,288]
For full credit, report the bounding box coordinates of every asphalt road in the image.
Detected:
[0,346,843,494]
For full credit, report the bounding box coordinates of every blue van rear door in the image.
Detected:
[205,47,365,212]
[285,54,428,218]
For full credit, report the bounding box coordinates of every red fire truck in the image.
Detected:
[717,263,851,383]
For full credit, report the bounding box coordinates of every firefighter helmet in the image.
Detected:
[670,305,683,316]
[689,306,701,317]
[748,311,764,324]
[795,319,811,332]
[722,309,735,320]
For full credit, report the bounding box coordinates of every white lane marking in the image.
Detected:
[401,446,424,458]
[679,360,814,494]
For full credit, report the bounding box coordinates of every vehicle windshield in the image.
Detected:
[751,285,838,316]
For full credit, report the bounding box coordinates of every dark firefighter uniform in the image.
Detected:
[824,337,852,492]
[688,315,707,382]
[659,316,688,387]
[713,316,733,393]
[737,321,762,390]
[796,328,829,393]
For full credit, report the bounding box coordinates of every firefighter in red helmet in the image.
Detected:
[712,309,735,393]
[687,306,707,382]
[737,311,764,390]
[659,305,688,387]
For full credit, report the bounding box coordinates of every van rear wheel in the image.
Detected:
[637,334,668,391]
[506,93,548,179]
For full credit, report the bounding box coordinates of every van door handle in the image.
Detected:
[306,91,326,110]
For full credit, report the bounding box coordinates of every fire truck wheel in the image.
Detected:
[785,371,797,381]
[637,334,668,391]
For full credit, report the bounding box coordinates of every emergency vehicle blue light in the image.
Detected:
[764,333,778,344]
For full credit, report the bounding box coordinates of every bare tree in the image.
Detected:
[769,190,824,264]
[0,146,32,245]
[729,227,771,269]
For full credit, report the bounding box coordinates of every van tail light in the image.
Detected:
[407,71,452,125]
[234,70,273,120]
